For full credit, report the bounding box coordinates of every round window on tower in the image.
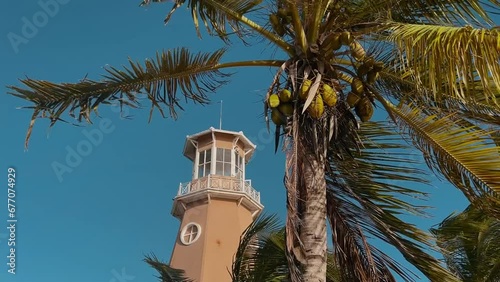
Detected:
[180,222,202,245]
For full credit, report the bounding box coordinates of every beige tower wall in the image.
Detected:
[169,201,209,280]
[170,197,255,282]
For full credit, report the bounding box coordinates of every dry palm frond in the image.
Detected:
[283,108,305,282]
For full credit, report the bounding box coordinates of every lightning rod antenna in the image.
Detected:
[219,100,223,129]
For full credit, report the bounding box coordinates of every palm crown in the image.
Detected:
[8,0,500,281]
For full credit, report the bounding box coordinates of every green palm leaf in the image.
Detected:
[344,0,498,26]
[239,228,289,282]
[431,200,500,281]
[376,63,500,126]
[8,48,230,146]
[140,0,293,53]
[8,47,282,148]
[144,253,193,282]
[387,23,500,106]
[231,213,282,281]
[326,121,459,282]
[231,213,342,282]
[388,103,500,198]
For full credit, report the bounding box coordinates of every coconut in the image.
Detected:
[340,31,352,45]
[373,61,384,72]
[268,93,280,108]
[323,33,342,52]
[350,41,366,61]
[321,83,337,107]
[307,94,324,119]
[278,103,294,116]
[300,79,313,100]
[346,92,360,108]
[271,108,286,125]
[357,63,371,77]
[351,78,364,95]
[279,89,292,102]
[355,97,374,122]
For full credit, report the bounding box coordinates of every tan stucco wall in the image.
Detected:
[170,197,255,282]
[170,201,208,280]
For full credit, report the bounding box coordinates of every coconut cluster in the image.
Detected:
[320,31,383,122]
[266,11,384,125]
[266,66,381,125]
[268,89,293,125]
[345,57,384,122]
[267,79,339,125]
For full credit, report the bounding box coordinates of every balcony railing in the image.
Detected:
[178,175,260,204]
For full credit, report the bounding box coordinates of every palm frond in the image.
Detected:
[141,0,258,33]
[327,192,398,282]
[231,213,282,282]
[8,48,239,148]
[144,253,193,282]
[284,0,330,44]
[347,0,498,26]
[387,23,500,107]
[326,121,459,282]
[436,95,500,126]
[430,200,500,281]
[232,216,342,282]
[139,0,294,54]
[242,228,289,282]
[375,63,500,126]
[388,103,500,198]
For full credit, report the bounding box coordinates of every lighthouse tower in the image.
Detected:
[170,127,263,282]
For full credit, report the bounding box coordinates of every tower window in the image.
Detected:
[180,222,201,245]
[216,148,232,176]
[235,150,243,179]
[197,149,211,178]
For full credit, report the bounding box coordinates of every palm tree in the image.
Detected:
[431,199,500,282]
[7,0,500,281]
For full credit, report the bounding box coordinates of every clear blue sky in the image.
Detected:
[1,1,471,281]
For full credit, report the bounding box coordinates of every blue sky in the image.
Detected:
[0,1,472,281]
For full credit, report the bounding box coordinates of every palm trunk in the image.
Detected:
[299,148,327,281]
[285,118,328,282]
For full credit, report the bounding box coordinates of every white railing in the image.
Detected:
[178,175,260,204]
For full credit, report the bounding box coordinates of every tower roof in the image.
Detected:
[183,127,256,162]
